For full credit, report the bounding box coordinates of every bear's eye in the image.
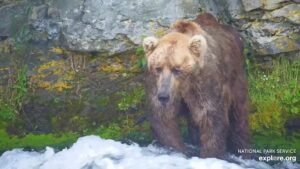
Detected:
[172,67,181,75]
[155,67,162,73]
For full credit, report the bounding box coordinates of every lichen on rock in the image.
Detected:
[30,60,75,92]
[263,4,300,24]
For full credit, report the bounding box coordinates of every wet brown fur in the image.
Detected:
[144,13,250,159]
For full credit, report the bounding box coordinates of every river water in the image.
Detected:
[0,136,299,169]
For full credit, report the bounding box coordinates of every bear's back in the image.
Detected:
[194,13,247,94]
[194,13,243,51]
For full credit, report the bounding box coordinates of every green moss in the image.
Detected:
[98,96,110,107]
[117,87,145,111]
[0,114,153,152]
[0,103,15,121]
[125,121,153,145]
[50,99,91,133]
[0,129,79,153]
[0,115,153,153]
[94,123,123,140]
[250,100,285,135]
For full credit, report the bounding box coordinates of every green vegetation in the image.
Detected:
[117,87,145,111]
[95,123,123,140]
[248,58,300,158]
[135,46,146,69]
[0,129,79,153]
[95,120,152,144]
[0,66,28,121]
[0,118,152,153]
[248,59,300,136]
[252,134,300,158]
[0,7,32,122]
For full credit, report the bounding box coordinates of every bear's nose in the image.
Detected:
[158,93,170,105]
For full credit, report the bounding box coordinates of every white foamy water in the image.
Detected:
[0,135,299,169]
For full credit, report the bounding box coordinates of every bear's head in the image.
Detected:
[143,20,208,106]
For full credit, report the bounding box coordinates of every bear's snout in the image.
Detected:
[158,92,170,105]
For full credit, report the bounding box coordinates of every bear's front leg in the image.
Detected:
[149,107,186,154]
[187,98,229,159]
[197,109,229,159]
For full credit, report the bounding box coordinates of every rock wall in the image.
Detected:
[201,0,300,58]
[1,0,200,54]
[0,0,299,57]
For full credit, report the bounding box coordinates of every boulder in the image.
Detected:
[241,0,289,11]
[245,21,300,55]
[55,0,200,53]
[263,4,300,24]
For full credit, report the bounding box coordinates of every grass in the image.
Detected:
[0,66,28,121]
[248,58,300,136]
[248,58,300,159]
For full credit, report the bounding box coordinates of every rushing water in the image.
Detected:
[0,136,299,169]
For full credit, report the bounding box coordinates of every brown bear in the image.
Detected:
[143,13,250,159]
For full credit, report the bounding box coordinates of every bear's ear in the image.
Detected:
[143,37,158,57]
[188,34,207,57]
